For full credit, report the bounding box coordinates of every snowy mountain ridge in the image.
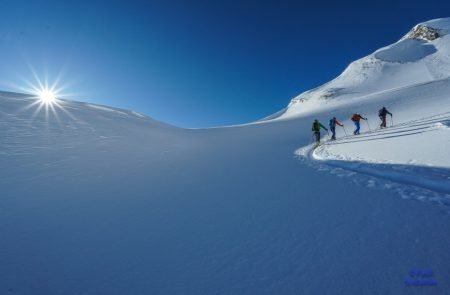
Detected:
[278,17,450,118]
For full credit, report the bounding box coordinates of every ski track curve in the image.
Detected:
[296,113,450,213]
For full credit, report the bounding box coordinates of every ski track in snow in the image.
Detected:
[296,113,450,213]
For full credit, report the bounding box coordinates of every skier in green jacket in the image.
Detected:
[311,119,328,145]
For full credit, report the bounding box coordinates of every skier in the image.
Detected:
[311,119,328,145]
[351,113,367,135]
[378,106,392,128]
[328,117,344,140]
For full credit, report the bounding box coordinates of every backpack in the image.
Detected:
[329,119,334,128]
[351,114,359,122]
[312,121,319,131]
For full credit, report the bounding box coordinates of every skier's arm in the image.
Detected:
[319,123,328,130]
[336,120,343,126]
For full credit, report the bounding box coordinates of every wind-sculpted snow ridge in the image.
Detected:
[295,112,450,212]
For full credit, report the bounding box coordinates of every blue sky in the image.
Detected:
[0,0,449,127]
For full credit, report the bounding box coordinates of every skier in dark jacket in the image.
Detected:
[311,119,328,144]
[329,117,344,140]
[351,113,367,135]
[378,106,392,128]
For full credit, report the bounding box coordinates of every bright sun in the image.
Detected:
[38,88,57,104]
[17,66,72,120]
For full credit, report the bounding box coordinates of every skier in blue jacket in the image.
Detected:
[329,117,343,140]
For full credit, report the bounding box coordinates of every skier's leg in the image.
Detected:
[316,132,321,143]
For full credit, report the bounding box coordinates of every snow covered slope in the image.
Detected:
[280,17,450,117]
[277,17,450,175]
[1,19,450,295]
[1,92,450,294]
[293,77,450,169]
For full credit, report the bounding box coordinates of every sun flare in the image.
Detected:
[38,88,57,104]
[10,63,80,122]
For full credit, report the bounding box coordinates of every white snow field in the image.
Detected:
[1,18,450,295]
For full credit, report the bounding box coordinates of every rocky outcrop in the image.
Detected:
[403,25,441,41]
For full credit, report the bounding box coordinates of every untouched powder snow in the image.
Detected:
[1,18,450,295]
[374,39,437,63]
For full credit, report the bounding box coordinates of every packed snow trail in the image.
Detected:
[296,112,450,210]
[320,111,450,145]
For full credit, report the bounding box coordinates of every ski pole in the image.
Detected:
[342,125,348,136]
[390,115,394,127]
[366,119,371,131]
